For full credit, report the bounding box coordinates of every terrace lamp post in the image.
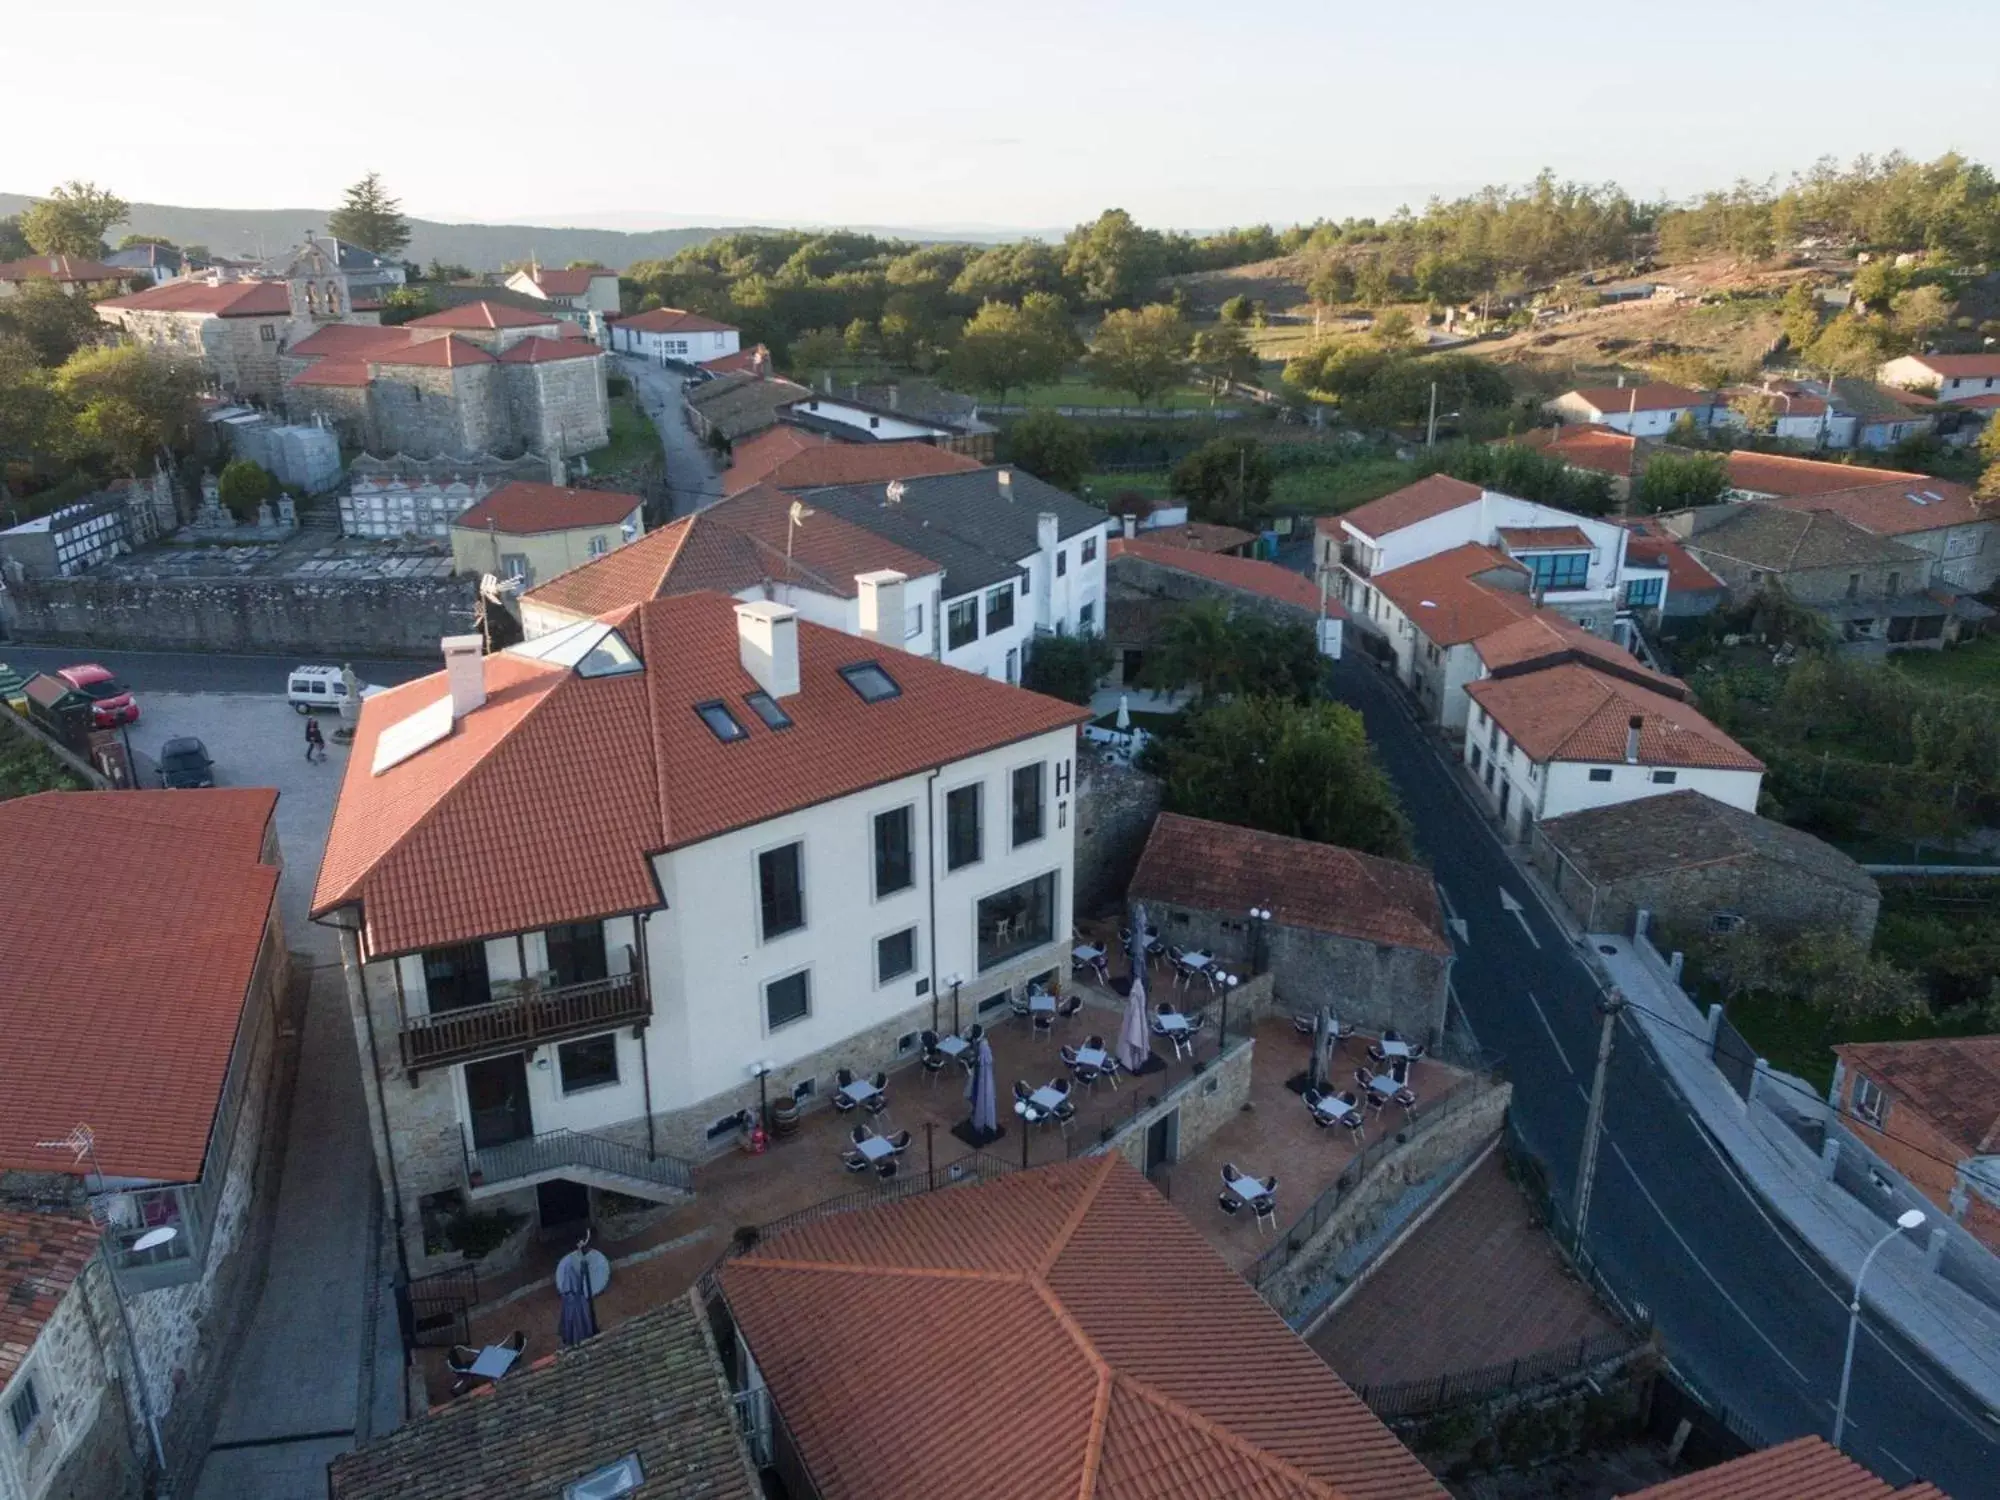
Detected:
[1832,1208,1927,1451]
[1218,972,1240,1053]
[1247,905,1272,976]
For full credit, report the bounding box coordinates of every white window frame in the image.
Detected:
[1852,1074,1889,1129]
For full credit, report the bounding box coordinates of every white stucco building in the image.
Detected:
[608,306,740,364]
[1546,383,1719,436]
[313,597,1088,1273]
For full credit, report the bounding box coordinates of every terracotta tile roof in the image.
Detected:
[0,790,279,1181]
[1900,353,2000,380]
[97,278,291,317]
[700,344,768,375]
[1539,789,1876,894]
[327,1293,756,1500]
[687,374,815,442]
[1508,425,1640,478]
[1720,450,1925,499]
[719,424,821,491]
[1681,504,1924,573]
[288,360,373,388]
[287,323,415,359]
[494,334,603,365]
[1465,663,1762,772]
[523,486,943,621]
[1371,543,1534,646]
[1131,812,1447,955]
[1562,382,1714,415]
[0,1210,98,1388]
[1620,1435,1948,1498]
[1109,536,1341,616]
[738,438,983,495]
[404,300,560,331]
[1473,611,1685,697]
[1134,521,1260,554]
[1833,1037,2000,1157]
[0,253,125,282]
[1615,519,1724,594]
[452,481,641,536]
[1498,525,1593,550]
[720,1155,1444,1500]
[1335,474,1483,540]
[312,593,1086,956]
[374,334,495,368]
[615,306,738,335]
[520,266,611,298]
[1946,392,2000,410]
[1771,477,1982,538]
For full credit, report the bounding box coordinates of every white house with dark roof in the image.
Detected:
[313,595,1087,1272]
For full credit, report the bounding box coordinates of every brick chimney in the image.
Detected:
[855,570,908,650]
[443,635,485,719]
[736,601,800,697]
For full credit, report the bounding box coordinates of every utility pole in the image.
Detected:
[1426,381,1439,448]
[1572,988,1626,1256]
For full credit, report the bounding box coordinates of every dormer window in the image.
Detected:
[839,661,901,703]
[744,690,792,730]
[695,700,748,742]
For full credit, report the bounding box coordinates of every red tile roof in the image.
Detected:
[1947,392,2000,410]
[1721,450,1927,498]
[1833,1037,2000,1157]
[1498,525,1594,550]
[700,344,768,375]
[1371,543,1535,646]
[1109,536,1342,616]
[1617,518,1726,595]
[1133,521,1259,554]
[494,334,603,365]
[98,278,291,317]
[287,323,415,359]
[0,253,125,283]
[615,306,737,335]
[1901,353,2000,380]
[1132,812,1447,954]
[312,593,1086,956]
[522,266,611,297]
[1473,611,1685,698]
[0,791,280,1181]
[719,1155,1445,1500]
[1466,663,1762,772]
[1562,383,1713,415]
[404,300,560,331]
[1335,474,1483,541]
[288,359,373,388]
[720,424,820,491]
[0,1210,99,1388]
[1621,1435,1949,1498]
[1771,477,1982,538]
[452,481,642,536]
[374,334,494,368]
[723,430,983,495]
[1508,425,1640,479]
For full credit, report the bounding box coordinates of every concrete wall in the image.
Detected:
[449,511,639,588]
[0,574,479,656]
[1074,755,1162,917]
[1106,1035,1253,1169]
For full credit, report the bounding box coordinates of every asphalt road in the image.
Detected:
[617,355,725,518]
[0,645,433,697]
[1327,654,1999,1497]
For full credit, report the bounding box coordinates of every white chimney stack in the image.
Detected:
[1624,714,1643,764]
[736,601,801,698]
[1121,513,1138,540]
[442,634,486,720]
[855,570,909,651]
[1036,511,1060,554]
[998,467,1014,498]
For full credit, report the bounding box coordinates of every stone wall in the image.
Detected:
[1261,1079,1511,1322]
[1136,898,1450,1042]
[370,364,511,459]
[0,573,478,656]
[509,359,611,457]
[1105,1034,1254,1169]
[1106,553,1317,627]
[1075,754,1162,917]
[4,1262,143,1500]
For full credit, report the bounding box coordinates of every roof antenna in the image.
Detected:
[787,499,814,565]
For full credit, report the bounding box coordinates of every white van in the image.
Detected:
[286,664,379,714]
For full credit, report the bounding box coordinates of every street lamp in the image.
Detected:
[1217,971,1240,1051]
[1247,905,1273,976]
[1832,1208,1927,1451]
[746,1060,774,1133]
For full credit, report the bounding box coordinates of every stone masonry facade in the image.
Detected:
[1074,755,1163,917]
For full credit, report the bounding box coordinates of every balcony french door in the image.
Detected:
[465,1054,534,1150]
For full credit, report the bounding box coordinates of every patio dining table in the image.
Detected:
[855,1135,894,1162]
[840,1077,880,1106]
[1027,1085,1065,1113]
[1365,1073,1401,1099]
[1379,1039,1414,1060]
[468,1344,519,1380]
[1223,1173,1268,1206]
[1075,1046,1108,1070]
[1310,1095,1358,1125]
[1029,992,1057,1014]
[1154,1011,1190,1035]
[1073,943,1106,964]
[1180,951,1214,971]
[936,1034,969,1058]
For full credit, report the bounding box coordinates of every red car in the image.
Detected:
[56,663,139,727]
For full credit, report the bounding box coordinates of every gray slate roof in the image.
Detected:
[801,468,1109,597]
[688,374,814,442]
[1539,789,1877,895]
[326,1295,757,1500]
[1683,503,1923,574]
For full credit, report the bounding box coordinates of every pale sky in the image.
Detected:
[7,0,1997,232]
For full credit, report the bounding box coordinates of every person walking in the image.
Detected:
[304,715,325,763]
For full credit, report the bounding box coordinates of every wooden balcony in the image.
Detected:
[398,967,648,1077]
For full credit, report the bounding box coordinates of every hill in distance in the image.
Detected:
[0,196,1037,271]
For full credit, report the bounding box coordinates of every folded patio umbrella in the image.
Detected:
[1127,900,1152,976]
[556,1246,598,1347]
[1118,965,1151,1075]
[970,1036,999,1137]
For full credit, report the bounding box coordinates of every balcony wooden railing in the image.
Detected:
[399,961,648,1076]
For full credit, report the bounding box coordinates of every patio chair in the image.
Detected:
[1354,1066,1374,1090]
[1261,1175,1277,1196]
[1251,1194,1277,1234]
[1303,1087,1330,1125]
[1220,1162,1243,1185]
[1057,994,1083,1022]
[1098,1055,1121,1091]
[885,1129,912,1154]
[1394,1087,1419,1119]
[1406,1042,1427,1062]
[864,1073,891,1118]
[1292,1012,1317,1036]
[1049,1076,1072,1099]
[1010,991,1033,1020]
[1072,950,1108,985]
[850,1124,874,1146]
[1216,1192,1240,1216]
[1145,933,1166,967]
[876,1159,899,1181]
[1013,1080,1034,1105]
[921,1046,948,1085]
[1084,1033,1105,1052]
[1170,956,1199,992]
[965,1024,984,1046]
[1060,1043,1080,1069]
[447,1345,479,1376]
[833,1068,858,1112]
[1390,1058,1411,1085]
[1032,1010,1055,1042]
[1366,1040,1387,1065]
[1335,1019,1357,1045]
[1051,1097,1076,1132]
[920,1029,939,1052]
[842,1150,870,1172]
[1384,1029,1403,1043]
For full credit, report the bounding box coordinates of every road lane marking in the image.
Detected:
[1499,887,1541,948]
[1436,885,1469,944]
[1524,991,1575,1076]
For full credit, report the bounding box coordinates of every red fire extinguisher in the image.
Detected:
[748,1121,768,1155]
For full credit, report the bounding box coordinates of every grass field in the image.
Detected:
[1719,987,1991,1095]
[1080,470,1174,503]
[1016,375,1216,412]
[1886,637,2000,691]
[596,395,665,474]
[0,721,87,803]
[1271,457,1418,515]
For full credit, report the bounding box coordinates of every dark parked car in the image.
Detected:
[157,737,214,789]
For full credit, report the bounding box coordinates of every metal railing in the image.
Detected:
[404,1264,480,1350]
[1352,1329,1643,1418]
[468,1127,692,1196]
[400,966,648,1075]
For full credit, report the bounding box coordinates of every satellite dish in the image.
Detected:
[480,572,524,602]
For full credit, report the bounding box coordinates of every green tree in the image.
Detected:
[217,458,279,520]
[1634,450,1729,513]
[1805,313,1896,377]
[1779,280,1823,351]
[53,344,200,474]
[1890,284,1953,342]
[1001,410,1091,492]
[1727,389,1781,436]
[425,259,474,282]
[0,216,27,262]
[328,172,411,257]
[787,326,846,384]
[1144,695,1411,859]
[1219,294,1254,326]
[1140,601,1322,702]
[0,280,104,366]
[1170,436,1274,525]
[1307,261,1356,309]
[1061,209,1165,307]
[0,335,61,482]
[20,182,127,256]
[951,295,1075,402]
[1190,323,1258,396]
[376,286,439,326]
[1021,633,1111,705]
[115,233,176,252]
[1084,304,1189,405]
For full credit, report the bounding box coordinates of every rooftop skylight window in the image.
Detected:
[839,661,902,703]
[744,690,793,730]
[695,700,749,742]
